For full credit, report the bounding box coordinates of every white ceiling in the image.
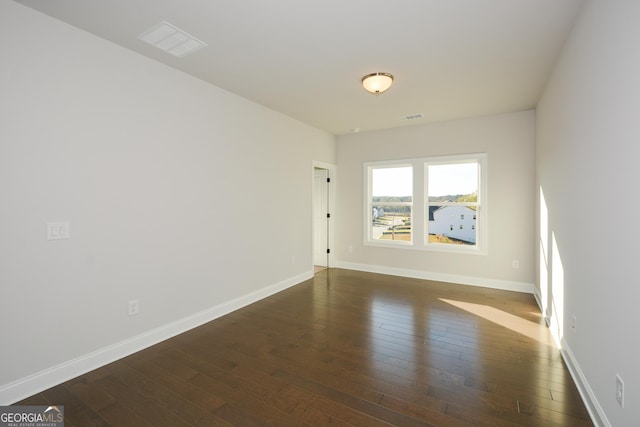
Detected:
[16,0,585,135]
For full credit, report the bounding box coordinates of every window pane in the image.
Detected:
[371,166,412,242]
[372,205,412,241]
[372,167,412,200]
[428,163,477,202]
[427,161,479,247]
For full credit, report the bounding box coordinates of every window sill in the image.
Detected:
[365,240,487,255]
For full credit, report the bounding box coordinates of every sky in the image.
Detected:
[372,163,478,197]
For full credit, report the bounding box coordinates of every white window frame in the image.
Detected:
[364,154,487,255]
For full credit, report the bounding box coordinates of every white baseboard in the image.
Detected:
[335,261,535,294]
[0,270,312,405]
[533,289,543,312]
[560,338,610,427]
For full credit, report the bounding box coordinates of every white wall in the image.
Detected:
[0,1,335,403]
[336,111,535,291]
[536,1,640,425]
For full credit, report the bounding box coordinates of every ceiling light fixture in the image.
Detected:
[361,72,394,95]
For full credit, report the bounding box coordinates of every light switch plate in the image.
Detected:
[47,222,70,240]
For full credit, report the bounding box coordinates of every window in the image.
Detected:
[367,165,413,244]
[365,154,486,254]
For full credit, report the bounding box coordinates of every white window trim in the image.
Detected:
[364,154,487,255]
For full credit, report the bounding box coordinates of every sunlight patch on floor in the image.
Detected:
[439,298,557,348]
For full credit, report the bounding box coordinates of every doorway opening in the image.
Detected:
[313,162,335,273]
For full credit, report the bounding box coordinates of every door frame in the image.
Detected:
[312,161,336,270]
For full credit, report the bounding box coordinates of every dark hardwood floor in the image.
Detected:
[17,269,593,426]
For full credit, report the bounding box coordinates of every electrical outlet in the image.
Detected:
[571,315,577,332]
[128,300,139,316]
[616,374,624,408]
[348,245,353,253]
[512,260,520,269]
[291,255,296,265]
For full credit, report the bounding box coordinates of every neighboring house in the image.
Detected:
[429,205,477,243]
[372,206,385,220]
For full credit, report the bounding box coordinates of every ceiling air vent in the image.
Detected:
[138,21,207,58]
[400,113,424,121]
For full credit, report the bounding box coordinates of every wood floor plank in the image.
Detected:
[93,374,192,427]
[38,381,110,427]
[272,369,434,427]
[14,269,593,426]
[127,355,226,419]
[123,356,232,426]
[177,341,399,427]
